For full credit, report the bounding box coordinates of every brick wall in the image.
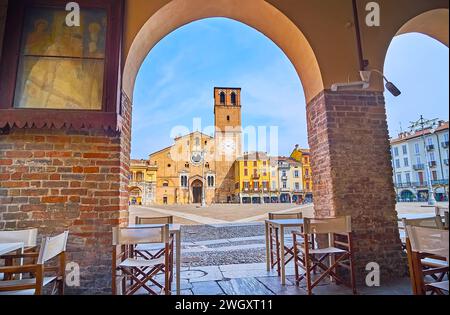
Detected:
[0,123,129,293]
[307,90,407,281]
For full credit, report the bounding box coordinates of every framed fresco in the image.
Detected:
[0,0,123,129]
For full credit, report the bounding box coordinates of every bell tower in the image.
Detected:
[214,87,242,158]
[213,87,242,203]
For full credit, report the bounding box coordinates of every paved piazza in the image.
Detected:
[129,202,446,226]
[130,202,446,295]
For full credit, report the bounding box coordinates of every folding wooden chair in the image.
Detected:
[405,225,449,295]
[112,225,173,295]
[400,217,444,250]
[268,212,303,276]
[0,231,69,295]
[134,216,174,260]
[435,206,449,230]
[292,216,356,295]
[0,228,38,280]
[402,217,447,293]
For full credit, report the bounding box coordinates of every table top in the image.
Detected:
[128,223,181,233]
[265,219,304,227]
[0,242,24,256]
[397,213,438,221]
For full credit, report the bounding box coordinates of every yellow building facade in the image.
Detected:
[128,159,158,205]
[234,152,271,203]
[291,145,313,200]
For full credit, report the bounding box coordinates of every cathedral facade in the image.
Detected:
[150,87,242,205]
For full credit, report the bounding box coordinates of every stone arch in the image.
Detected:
[122,0,323,103]
[396,9,449,47]
[380,8,449,74]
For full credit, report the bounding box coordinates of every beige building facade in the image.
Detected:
[150,87,242,205]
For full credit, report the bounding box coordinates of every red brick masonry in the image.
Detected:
[307,90,406,281]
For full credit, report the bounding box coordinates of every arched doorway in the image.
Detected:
[400,190,415,202]
[129,186,143,205]
[191,179,203,204]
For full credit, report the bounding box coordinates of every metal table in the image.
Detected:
[129,224,182,295]
[265,219,304,285]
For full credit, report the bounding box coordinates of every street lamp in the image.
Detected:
[409,115,439,206]
[201,150,206,208]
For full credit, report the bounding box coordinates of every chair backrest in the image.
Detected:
[268,212,302,220]
[135,216,173,225]
[112,225,169,246]
[406,226,449,263]
[435,206,449,229]
[304,216,352,234]
[37,231,69,264]
[0,228,38,247]
[401,217,444,230]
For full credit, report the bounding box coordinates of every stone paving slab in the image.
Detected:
[191,281,226,295]
[218,278,275,295]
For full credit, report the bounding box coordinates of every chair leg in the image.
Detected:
[305,253,312,295]
[269,227,274,267]
[293,233,300,286]
[349,254,357,294]
[275,229,281,276]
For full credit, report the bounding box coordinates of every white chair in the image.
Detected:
[0,228,38,281]
[0,228,38,249]
[406,225,449,295]
[134,216,173,260]
[112,225,173,295]
[0,231,69,295]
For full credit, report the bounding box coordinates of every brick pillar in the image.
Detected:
[307,90,407,282]
[0,92,132,293]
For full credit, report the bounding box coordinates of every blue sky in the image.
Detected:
[131,18,449,159]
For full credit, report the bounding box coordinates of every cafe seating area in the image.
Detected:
[0,207,448,295]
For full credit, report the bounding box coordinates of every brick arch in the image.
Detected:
[122,0,323,103]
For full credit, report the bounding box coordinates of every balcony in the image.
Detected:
[252,174,260,179]
[413,164,425,171]
[431,179,449,186]
[281,175,288,180]
[442,141,449,149]
[426,144,435,151]
[428,161,437,168]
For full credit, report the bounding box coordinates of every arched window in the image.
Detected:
[180,175,188,188]
[231,92,236,105]
[220,92,226,104]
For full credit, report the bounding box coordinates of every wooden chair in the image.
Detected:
[435,206,449,230]
[268,212,303,276]
[0,228,38,280]
[112,225,173,295]
[402,217,447,294]
[405,225,449,295]
[292,216,356,295]
[134,216,173,260]
[0,231,69,295]
[400,217,444,250]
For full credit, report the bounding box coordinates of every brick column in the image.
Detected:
[0,93,132,294]
[307,90,407,282]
